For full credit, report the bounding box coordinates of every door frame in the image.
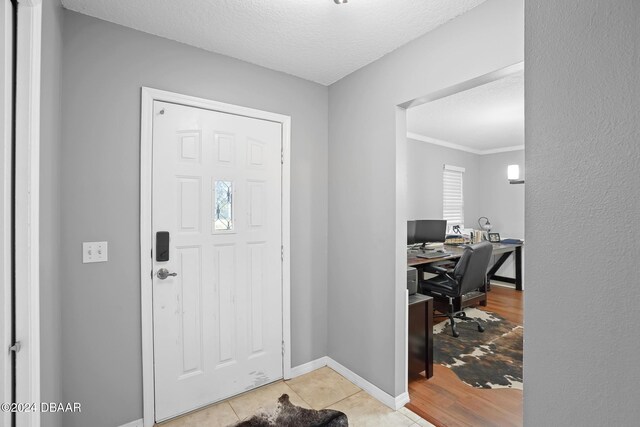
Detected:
[396,61,524,406]
[139,87,292,427]
[0,1,13,424]
[13,1,42,426]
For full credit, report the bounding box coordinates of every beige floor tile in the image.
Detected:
[158,401,239,427]
[413,418,437,427]
[227,380,310,421]
[157,369,421,427]
[398,406,421,422]
[399,406,436,427]
[328,391,415,427]
[285,367,361,410]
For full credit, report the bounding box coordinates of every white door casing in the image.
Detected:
[14,1,42,427]
[2,1,43,426]
[140,88,292,426]
[0,2,14,424]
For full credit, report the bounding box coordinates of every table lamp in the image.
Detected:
[477,217,492,241]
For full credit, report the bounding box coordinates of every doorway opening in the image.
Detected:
[400,62,525,427]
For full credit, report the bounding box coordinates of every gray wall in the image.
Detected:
[406,139,482,227]
[479,150,524,279]
[479,150,524,240]
[40,1,64,427]
[328,0,523,397]
[525,1,640,425]
[60,11,328,427]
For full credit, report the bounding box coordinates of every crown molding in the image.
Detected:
[480,145,525,155]
[407,132,524,156]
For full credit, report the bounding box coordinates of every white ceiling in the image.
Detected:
[407,70,524,153]
[61,0,486,86]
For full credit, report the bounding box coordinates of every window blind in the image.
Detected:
[443,165,465,227]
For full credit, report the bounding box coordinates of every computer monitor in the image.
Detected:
[414,219,447,245]
[407,221,416,245]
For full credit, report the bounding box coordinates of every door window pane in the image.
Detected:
[214,180,234,231]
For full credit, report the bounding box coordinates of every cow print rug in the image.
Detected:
[232,394,348,427]
[433,308,523,390]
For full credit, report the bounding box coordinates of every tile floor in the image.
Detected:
[158,367,435,427]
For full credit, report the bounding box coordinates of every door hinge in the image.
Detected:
[281,149,284,164]
[282,341,285,356]
[9,341,21,353]
[281,245,284,261]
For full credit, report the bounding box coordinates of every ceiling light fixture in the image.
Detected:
[334,0,348,4]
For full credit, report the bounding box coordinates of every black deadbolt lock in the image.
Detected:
[156,231,170,262]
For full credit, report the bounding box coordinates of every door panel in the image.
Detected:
[152,101,283,421]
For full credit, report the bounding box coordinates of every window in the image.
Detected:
[443,165,465,228]
[214,180,234,231]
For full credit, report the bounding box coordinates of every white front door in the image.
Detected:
[152,101,283,421]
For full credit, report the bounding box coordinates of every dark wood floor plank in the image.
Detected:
[406,286,523,427]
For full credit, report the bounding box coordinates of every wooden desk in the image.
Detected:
[407,243,523,311]
[488,243,523,291]
[408,294,433,379]
[408,243,523,287]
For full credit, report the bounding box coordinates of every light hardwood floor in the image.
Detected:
[406,286,523,427]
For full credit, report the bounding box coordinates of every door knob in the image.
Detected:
[157,268,178,280]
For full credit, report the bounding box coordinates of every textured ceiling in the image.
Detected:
[61,0,486,85]
[407,70,524,152]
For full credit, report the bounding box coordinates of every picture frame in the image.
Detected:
[488,232,501,243]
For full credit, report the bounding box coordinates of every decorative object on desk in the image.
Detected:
[477,217,492,232]
[433,308,523,390]
[508,164,525,184]
[233,394,348,427]
[451,224,462,234]
[445,235,465,245]
[477,217,492,241]
[501,238,523,244]
[488,233,501,243]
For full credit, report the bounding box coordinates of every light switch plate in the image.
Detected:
[82,241,108,263]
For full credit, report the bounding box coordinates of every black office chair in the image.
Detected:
[419,241,493,337]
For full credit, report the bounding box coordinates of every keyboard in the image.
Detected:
[411,251,451,259]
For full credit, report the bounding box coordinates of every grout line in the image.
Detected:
[400,414,415,425]
[286,368,364,411]
[227,401,241,422]
[399,406,421,421]
[321,389,363,410]
[222,380,286,421]
[281,381,315,409]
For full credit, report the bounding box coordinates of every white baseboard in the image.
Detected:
[325,358,406,410]
[119,419,143,427]
[289,356,329,378]
[394,391,410,408]
[289,356,407,411]
[491,281,516,289]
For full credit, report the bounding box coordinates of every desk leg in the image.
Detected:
[515,246,523,291]
[488,252,512,279]
[426,298,433,379]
